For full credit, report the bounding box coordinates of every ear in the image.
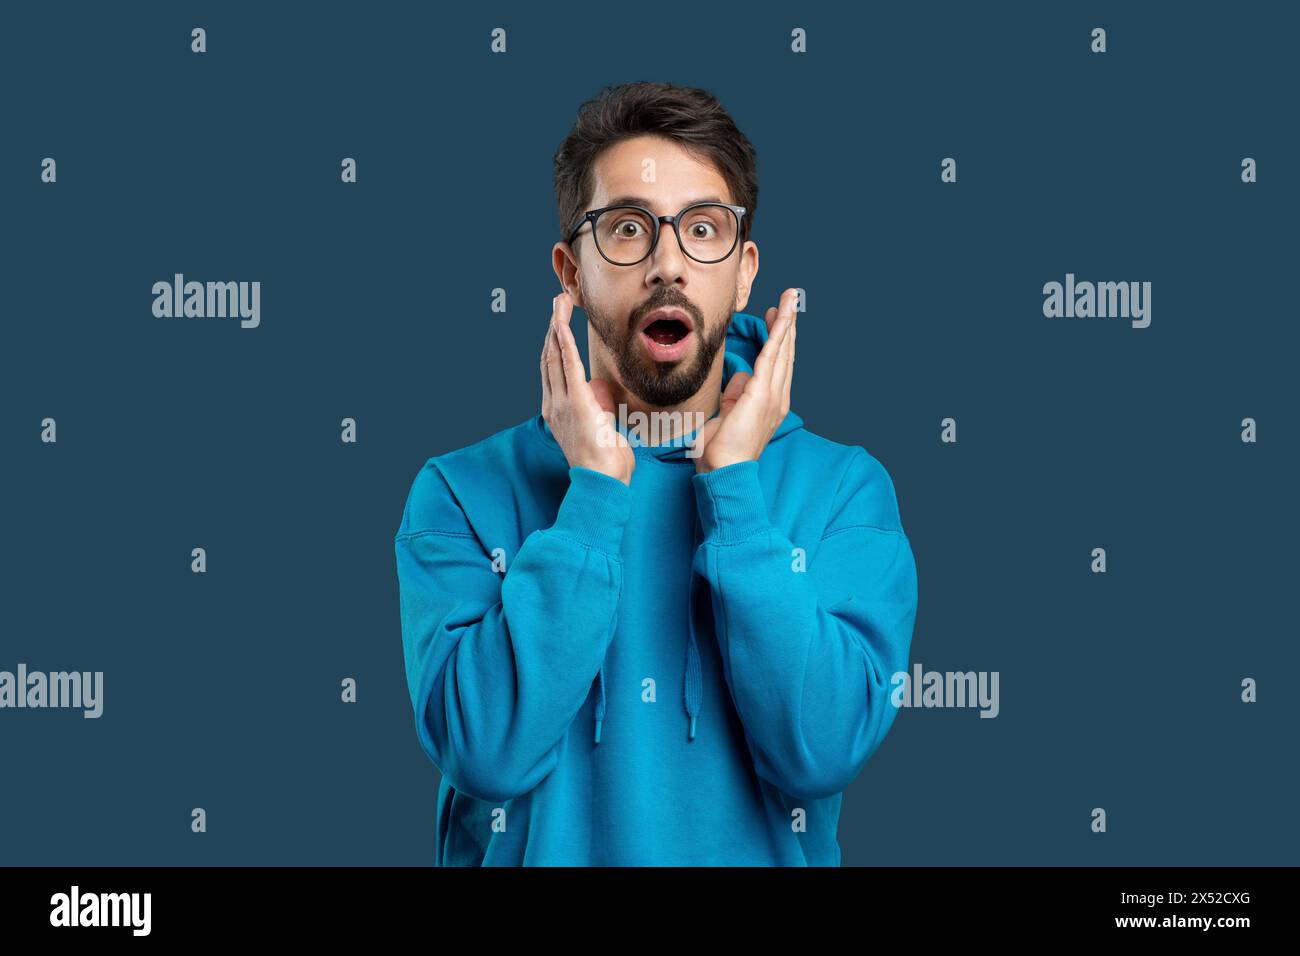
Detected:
[552,241,585,308]
[732,240,759,313]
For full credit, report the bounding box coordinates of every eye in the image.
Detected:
[688,221,717,240]
[613,218,646,238]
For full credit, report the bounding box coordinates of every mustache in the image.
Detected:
[628,296,700,330]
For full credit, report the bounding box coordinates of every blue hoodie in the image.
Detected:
[394,310,918,865]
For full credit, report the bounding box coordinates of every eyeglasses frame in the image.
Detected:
[565,201,748,266]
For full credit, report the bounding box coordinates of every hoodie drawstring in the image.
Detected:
[684,510,704,741]
[593,664,606,743]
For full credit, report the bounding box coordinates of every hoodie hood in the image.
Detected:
[541,310,803,745]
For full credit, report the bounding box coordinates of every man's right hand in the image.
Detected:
[541,292,636,486]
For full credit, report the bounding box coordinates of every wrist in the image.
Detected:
[696,448,753,474]
[573,454,632,486]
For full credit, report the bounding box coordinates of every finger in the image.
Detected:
[763,288,796,336]
[788,315,797,381]
[541,298,556,406]
[772,307,795,402]
[543,298,566,398]
[549,324,568,396]
[772,295,797,391]
[778,287,799,347]
[554,294,586,391]
[788,302,797,366]
[753,296,793,384]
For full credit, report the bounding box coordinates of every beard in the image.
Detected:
[585,289,733,408]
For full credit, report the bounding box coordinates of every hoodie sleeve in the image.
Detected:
[394,462,630,803]
[690,450,918,801]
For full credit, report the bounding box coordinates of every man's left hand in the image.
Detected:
[693,287,798,474]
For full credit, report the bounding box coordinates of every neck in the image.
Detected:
[589,350,723,446]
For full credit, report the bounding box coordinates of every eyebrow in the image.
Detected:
[602,195,729,210]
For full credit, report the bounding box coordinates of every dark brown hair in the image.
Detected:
[553,81,758,250]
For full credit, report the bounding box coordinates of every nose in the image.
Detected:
[644,222,689,287]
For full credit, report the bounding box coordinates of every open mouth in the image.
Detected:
[638,309,695,362]
[644,317,690,346]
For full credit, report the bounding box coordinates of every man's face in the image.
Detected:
[554,134,758,409]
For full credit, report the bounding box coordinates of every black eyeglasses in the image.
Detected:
[565,202,747,266]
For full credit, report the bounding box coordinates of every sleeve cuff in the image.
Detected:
[692,460,771,543]
[550,466,633,554]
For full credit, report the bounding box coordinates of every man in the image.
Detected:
[394,81,918,865]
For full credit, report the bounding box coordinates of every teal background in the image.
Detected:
[0,0,1295,864]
